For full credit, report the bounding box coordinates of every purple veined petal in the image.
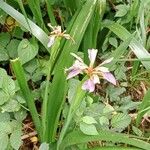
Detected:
[92,74,100,84]
[66,68,82,80]
[82,79,95,93]
[101,72,116,85]
[70,53,84,63]
[47,36,55,48]
[95,66,109,72]
[88,49,98,67]
[100,57,114,66]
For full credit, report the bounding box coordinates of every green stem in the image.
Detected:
[11,58,42,140]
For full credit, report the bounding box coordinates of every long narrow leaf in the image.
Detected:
[46,0,98,142]
[61,130,150,150]
[45,0,57,26]
[27,0,47,31]
[11,58,42,140]
[85,147,141,150]
[105,23,150,70]
[16,0,31,32]
[136,89,150,125]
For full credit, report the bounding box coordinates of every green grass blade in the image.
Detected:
[104,23,150,70]
[93,0,106,47]
[63,0,78,15]
[41,4,82,142]
[46,0,97,143]
[45,0,57,26]
[136,89,150,125]
[60,130,150,150]
[85,147,141,150]
[83,0,106,63]
[0,1,49,50]
[16,0,31,32]
[27,0,47,31]
[11,58,42,140]
[107,36,133,69]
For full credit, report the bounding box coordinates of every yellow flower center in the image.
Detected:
[85,67,94,76]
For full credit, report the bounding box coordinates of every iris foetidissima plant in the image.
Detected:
[65,49,116,92]
[47,23,75,48]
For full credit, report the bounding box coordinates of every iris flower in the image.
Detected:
[47,24,74,48]
[65,49,116,92]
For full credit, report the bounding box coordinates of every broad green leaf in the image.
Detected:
[0,48,9,62]
[17,39,38,64]
[82,116,97,124]
[0,112,10,122]
[10,129,22,150]
[105,23,150,70]
[109,37,118,48]
[1,99,20,112]
[111,113,131,131]
[99,116,109,126]
[14,109,27,122]
[0,90,9,105]
[6,39,20,58]
[0,68,16,105]
[115,4,129,17]
[0,1,49,50]
[80,122,98,136]
[10,120,22,131]
[61,130,150,150]
[0,32,11,48]
[24,58,38,74]
[0,133,9,150]
[107,86,126,102]
[136,89,150,125]
[3,76,16,96]
[0,122,12,134]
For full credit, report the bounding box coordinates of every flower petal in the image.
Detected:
[100,57,113,66]
[82,79,95,92]
[88,49,98,67]
[70,53,84,63]
[66,68,82,80]
[73,60,88,70]
[92,74,100,84]
[102,72,116,85]
[95,66,109,72]
[54,26,61,34]
[47,36,55,47]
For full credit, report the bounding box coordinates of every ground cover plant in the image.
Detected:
[0,0,150,149]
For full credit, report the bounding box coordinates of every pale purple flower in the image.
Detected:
[65,49,116,92]
[47,23,74,48]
